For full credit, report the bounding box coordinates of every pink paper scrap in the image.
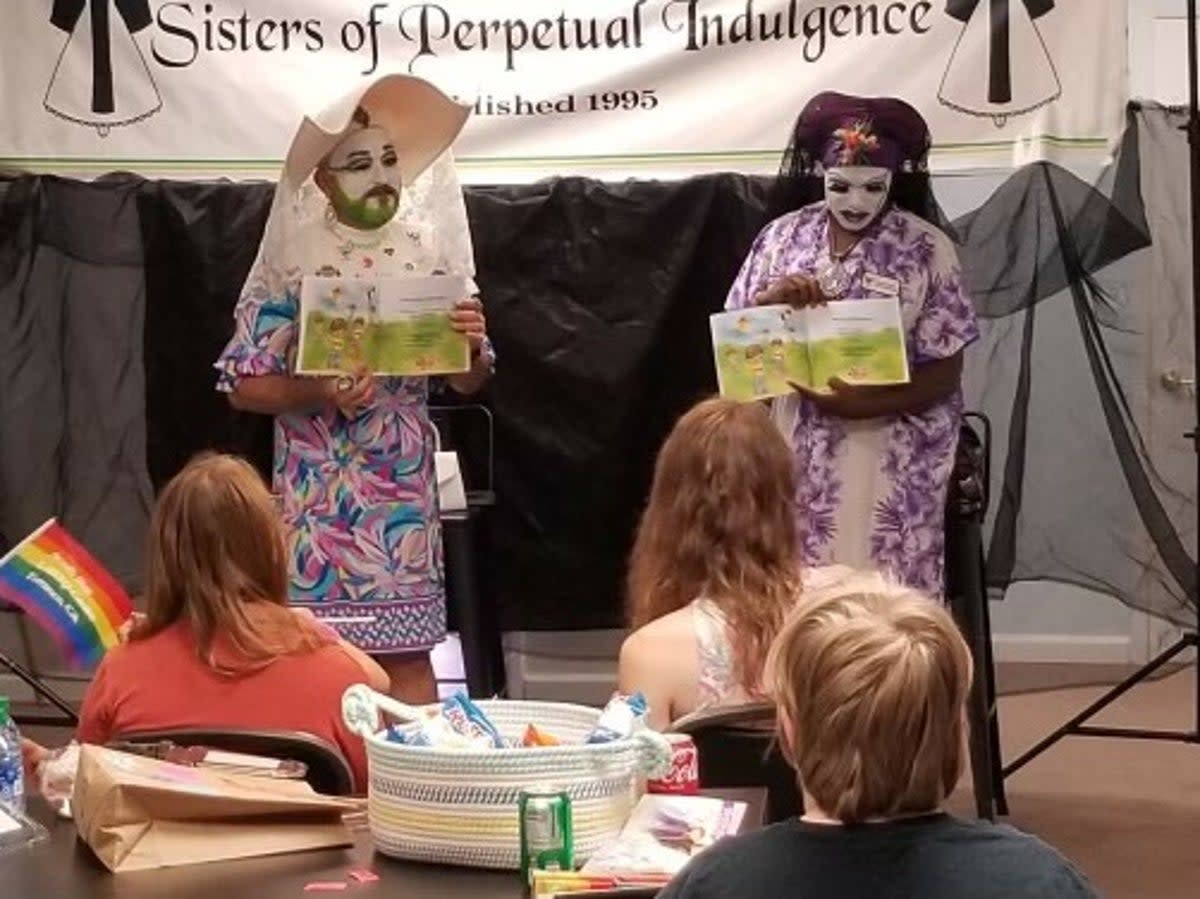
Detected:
[303,882,348,892]
[348,869,380,884]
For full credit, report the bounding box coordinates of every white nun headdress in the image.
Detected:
[247,74,476,298]
[281,73,471,191]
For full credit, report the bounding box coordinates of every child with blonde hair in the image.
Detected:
[659,573,1098,899]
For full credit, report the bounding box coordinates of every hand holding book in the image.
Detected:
[788,375,885,418]
[752,273,830,309]
[448,297,487,353]
[331,365,376,417]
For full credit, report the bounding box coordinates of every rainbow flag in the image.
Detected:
[0,519,134,667]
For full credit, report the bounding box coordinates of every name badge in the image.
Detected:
[862,272,900,297]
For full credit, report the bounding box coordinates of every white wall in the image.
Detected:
[1131,0,1198,105]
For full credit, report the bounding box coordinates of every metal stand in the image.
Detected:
[1004,634,1198,776]
[431,403,504,697]
[0,650,79,727]
[1004,1,1200,778]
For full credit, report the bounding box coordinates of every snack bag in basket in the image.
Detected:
[402,694,505,749]
[520,725,563,747]
[586,692,648,744]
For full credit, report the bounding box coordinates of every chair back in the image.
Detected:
[947,412,991,520]
[943,410,1006,819]
[669,702,800,823]
[428,403,495,506]
[111,727,356,796]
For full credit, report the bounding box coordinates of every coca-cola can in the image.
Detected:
[647,733,700,794]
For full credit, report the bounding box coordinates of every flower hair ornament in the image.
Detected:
[830,121,881,168]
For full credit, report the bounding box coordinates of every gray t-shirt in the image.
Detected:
[658,813,1099,899]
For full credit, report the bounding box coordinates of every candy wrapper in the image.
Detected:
[520,724,562,747]
[39,741,81,818]
[384,725,410,744]
[396,694,505,750]
[586,692,648,744]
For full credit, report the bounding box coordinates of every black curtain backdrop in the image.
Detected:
[4,116,1188,631]
[0,172,771,628]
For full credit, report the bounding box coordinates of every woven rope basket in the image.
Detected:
[342,688,670,869]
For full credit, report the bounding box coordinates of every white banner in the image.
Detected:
[1,1,1127,182]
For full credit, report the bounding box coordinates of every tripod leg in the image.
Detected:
[975,559,1009,815]
[0,651,79,725]
[947,515,996,818]
[1003,635,1195,777]
[967,653,996,819]
[964,524,998,819]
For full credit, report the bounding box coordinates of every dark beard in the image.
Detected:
[364,184,399,204]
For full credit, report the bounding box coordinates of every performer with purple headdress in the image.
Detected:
[725,93,979,597]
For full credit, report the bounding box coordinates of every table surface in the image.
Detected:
[5,788,764,899]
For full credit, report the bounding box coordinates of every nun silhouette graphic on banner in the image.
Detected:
[939,0,1060,128]
[44,0,162,137]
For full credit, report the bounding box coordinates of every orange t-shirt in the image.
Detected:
[77,621,370,792]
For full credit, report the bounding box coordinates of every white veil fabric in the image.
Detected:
[249,149,478,304]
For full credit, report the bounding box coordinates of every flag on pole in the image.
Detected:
[0,519,134,667]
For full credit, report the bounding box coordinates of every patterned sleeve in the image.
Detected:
[911,230,981,365]
[724,215,790,311]
[213,253,299,393]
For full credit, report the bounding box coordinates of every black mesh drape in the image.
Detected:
[958,105,1194,628]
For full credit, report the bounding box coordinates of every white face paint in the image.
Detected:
[824,166,892,233]
[321,125,402,229]
[326,126,400,199]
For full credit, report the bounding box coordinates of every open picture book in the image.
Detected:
[580,794,748,880]
[296,273,471,377]
[711,298,910,402]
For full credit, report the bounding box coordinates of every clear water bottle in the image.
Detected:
[0,695,26,815]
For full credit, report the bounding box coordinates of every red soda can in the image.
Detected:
[647,734,700,794]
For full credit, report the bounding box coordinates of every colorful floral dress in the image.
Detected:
[215,217,450,653]
[726,204,980,597]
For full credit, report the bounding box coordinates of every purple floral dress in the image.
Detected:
[215,219,447,654]
[726,204,980,597]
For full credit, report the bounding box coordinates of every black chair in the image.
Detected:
[669,702,800,824]
[945,412,1008,819]
[111,727,356,797]
[429,403,505,697]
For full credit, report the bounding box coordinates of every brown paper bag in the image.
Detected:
[73,744,358,872]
